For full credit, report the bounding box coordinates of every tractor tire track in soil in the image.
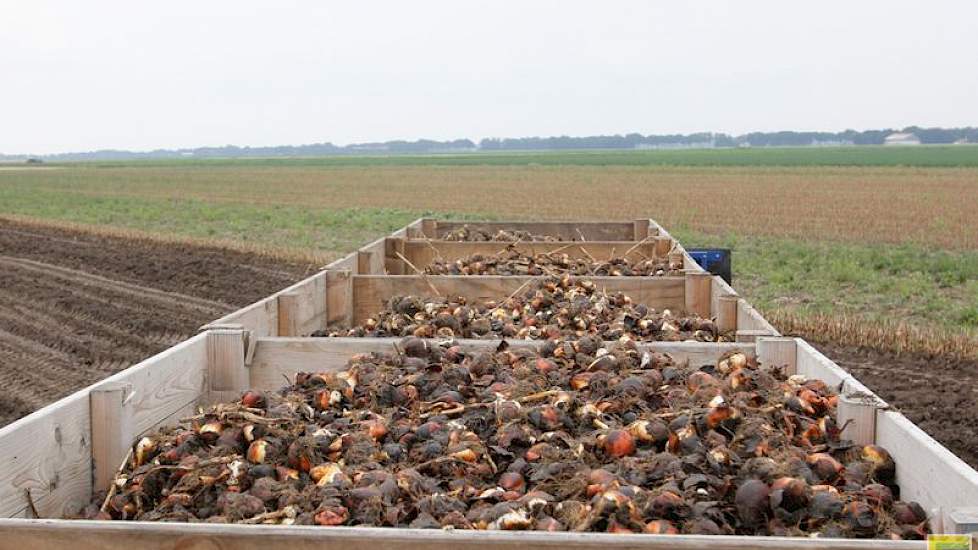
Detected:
[0,219,317,426]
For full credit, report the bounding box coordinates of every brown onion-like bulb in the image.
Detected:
[601,430,636,458]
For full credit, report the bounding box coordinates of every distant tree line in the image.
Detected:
[3,127,975,161]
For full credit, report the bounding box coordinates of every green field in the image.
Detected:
[39,144,978,168]
[1,147,976,356]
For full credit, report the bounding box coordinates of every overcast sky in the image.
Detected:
[1,1,976,154]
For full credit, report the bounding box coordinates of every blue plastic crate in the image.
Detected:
[686,248,731,284]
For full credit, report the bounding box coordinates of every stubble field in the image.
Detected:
[0,149,976,463]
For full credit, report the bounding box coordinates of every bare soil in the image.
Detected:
[0,219,317,426]
[803,340,978,469]
[2,218,975,473]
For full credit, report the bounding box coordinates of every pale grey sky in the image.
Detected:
[1,1,976,154]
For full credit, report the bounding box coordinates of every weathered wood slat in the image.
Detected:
[401,241,659,268]
[0,519,925,549]
[0,333,208,518]
[876,410,978,527]
[248,337,756,390]
[350,275,686,326]
[433,221,637,241]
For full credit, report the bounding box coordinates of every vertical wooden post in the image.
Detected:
[756,337,798,375]
[206,329,247,405]
[654,236,673,257]
[385,237,406,275]
[945,508,978,534]
[421,218,437,239]
[668,251,685,270]
[325,269,354,328]
[90,381,134,493]
[276,292,300,337]
[684,272,712,317]
[837,389,878,446]
[357,250,373,275]
[633,219,650,241]
[717,294,739,334]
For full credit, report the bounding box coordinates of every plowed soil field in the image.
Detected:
[0,219,316,425]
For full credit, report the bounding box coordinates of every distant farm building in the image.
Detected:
[884,132,921,146]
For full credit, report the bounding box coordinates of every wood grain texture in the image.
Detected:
[89,383,133,493]
[351,276,686,325]
[736,299,779,336]
[276,293,300,337]
[876,410,978,524]
[633,219,651,240]
[0,333,207,518]
[756,337,798,375]
[248,337,756,390]
[206,330,247,405]
[837,393,877,447]
[401,241,659,268]
[325,270,353,327]
[358,237,388,275]
[683,272,711,318]
[0,519,925,549]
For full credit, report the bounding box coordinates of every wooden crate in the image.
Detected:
[207,219,774,341]
[2,334,977,546]
[6,217,974,545]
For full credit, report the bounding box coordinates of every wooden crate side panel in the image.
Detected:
[794,339,879,397]
[0,333,208,519]
[736,300,780,337]
[358,237,389,275]
[0,519,922,549]
[290,273,327,336]
[433,221,636,241]
[351,276,686,326]
[402,241,660,268]
[248,338,756,390]
[206,298,276,337]
[876,410,978,521]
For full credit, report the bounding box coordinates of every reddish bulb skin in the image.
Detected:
[240,390,264,409]
[645,520,679,535]
[602,430,636,458]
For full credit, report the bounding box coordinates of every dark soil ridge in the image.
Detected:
[0,219,317,426]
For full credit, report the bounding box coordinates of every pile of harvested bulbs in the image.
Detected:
[442,226,565,242]
[424,245,682,277]
[84,338,927,539]
[321,276,729,342]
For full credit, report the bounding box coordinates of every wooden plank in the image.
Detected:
[434,221,636,241]
[0,333,208,518]
[756,337,797,375]
[736,299,780,337]
[633,219,651,240]
[351,275,687,326]
[421,218,437,239]
[249,337,757,390]
[837,393,877,447]
[945,507,978,534]
[401,241,659,268]
[653,237,673,257]
[385,237,406,275]
[794,339,878,396]
[206,329,247,405]
[89,383,133,493]
[276,292,300,337]
[876,410,978,526]
[0,519,924,549]
[717,295,738,333]
[206,298,276,338]
[684,272,711,318]
[325,270,354,327]
[358,236,389,275]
